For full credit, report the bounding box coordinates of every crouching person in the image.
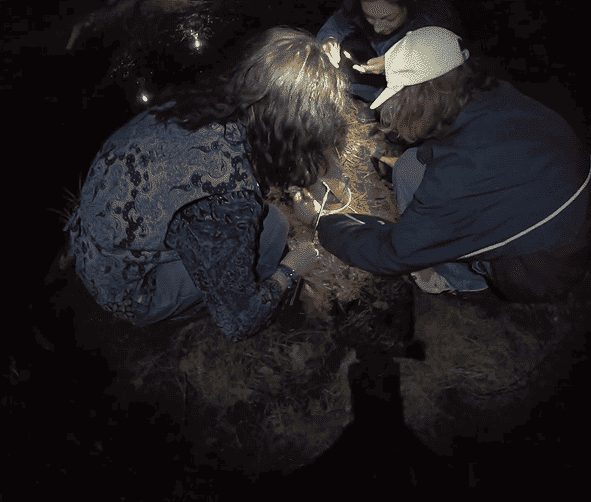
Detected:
[318,0,461,123]
[63,27,351,341]
[317,27,590,318]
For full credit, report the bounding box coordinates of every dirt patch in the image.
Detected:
[126,101,584,467]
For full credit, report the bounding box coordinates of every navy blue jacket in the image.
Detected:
[317,81,590,298]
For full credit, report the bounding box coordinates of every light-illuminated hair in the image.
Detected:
[376,48,499,146]
[151,26,351,194]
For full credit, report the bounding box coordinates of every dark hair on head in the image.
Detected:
[342,0,413,28]
[343,0,412,15]
[375,44,499,147]
[150,26,351,195]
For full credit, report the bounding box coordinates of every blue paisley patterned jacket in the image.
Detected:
[64,104,291,340]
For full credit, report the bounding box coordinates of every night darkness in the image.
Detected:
[7,0,590,497]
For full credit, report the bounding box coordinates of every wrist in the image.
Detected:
[271,270,288,292]
[321,36,339,44]
[277,263,299,290]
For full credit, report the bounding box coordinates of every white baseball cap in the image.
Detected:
[370,26,470,110]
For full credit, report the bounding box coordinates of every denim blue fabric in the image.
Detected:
[255,204,291,281]
[433,263,489,292]
[393,147,424,216]
[350,84,383,104]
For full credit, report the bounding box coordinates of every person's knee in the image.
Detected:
[266,204,290,238]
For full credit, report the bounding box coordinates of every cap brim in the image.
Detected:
[370,85,404,109]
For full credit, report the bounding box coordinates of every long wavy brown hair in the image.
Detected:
[151,26,351,195]
[374,48,499,149]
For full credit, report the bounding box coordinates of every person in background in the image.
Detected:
[63,26,350,341]
[318,0,462,113]
[315,27,590,323]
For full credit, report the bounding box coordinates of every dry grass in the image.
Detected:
[126,100,574,465]
[394,295,571,433]
[131,313,359,468]
[126,103,412,470]
[267,101,402,317]
[81,99,576,465]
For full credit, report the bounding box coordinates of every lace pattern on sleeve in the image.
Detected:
[165,190,287,341]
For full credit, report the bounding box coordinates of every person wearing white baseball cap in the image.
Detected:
[369,26,470,109]
[317,26,591,327]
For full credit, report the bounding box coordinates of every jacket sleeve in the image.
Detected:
[316,208,480,276]
[317,213,416,276]
[316,156,501,275]
[165,190,294,341]
[317,8,355,42]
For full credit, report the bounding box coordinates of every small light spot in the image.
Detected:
[188,29,203,50]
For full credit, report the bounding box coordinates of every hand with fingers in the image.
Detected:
[353,55,386,75]
[291,189,323,228]
[281,241,320,277]
[321,37,342,69]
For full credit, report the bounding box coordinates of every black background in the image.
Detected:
[5,0,590,497]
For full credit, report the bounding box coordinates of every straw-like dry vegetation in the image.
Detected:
[54,100,584,472]
[125,102,417,471]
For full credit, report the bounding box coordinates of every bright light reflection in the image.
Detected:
[188,29,202,50]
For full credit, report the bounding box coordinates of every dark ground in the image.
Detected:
[6,0,590,498]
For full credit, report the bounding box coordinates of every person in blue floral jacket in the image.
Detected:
[63,26,350,341]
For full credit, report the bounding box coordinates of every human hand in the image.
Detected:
[281,242,320,277]
[352,55,385,74]
[291,189,322,227]
[321,37,342,69]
